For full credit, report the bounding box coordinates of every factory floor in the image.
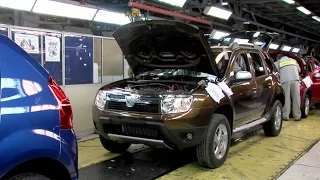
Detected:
[77,110,320,180]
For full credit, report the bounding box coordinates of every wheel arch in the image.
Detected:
[214,104,234,131]
[2,158,71,180]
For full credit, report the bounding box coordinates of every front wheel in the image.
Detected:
[196,114,231,169]
[8,173,51,180]
[263,100,283,137]
[99,135,131,153]
[301,95,311,118]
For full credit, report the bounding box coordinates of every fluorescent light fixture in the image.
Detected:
[204,6,232,20]
[254,41,265,46]
[157,0,187,7]
[282,45,292,51]
[297,6,311,15]
[312,16,320,22]
[253,32,260,38]
[0,0,36,11]
[234,38,249,44]
[32,0,97,20]
[222,2,228,5]
[210,30,230,39]
[94,10,130,25]
[292,48,300,53]
[281,0,295,4]
[269,43,279,50]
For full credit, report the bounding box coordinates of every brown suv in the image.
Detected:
[92,21,285,169]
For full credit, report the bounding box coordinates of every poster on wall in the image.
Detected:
[45,35,61,62]
[14,33,40,54]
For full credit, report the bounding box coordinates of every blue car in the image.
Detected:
[0,35,78,180]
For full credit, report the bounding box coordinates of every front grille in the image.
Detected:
[106,101,159,113]
[122,125,159,139]
[103,124,162,140]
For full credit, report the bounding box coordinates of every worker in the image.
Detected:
[275,54,301,121]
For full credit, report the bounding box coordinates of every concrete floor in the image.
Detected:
[278,141,320,180]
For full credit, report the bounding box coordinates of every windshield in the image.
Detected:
[218,31,273,48]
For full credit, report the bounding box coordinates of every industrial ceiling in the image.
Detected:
[1,0,320,53]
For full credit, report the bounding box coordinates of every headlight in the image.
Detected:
[161,95,194,114]
[94,90,107,110]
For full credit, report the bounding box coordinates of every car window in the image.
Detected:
[307,62,314,73]
[233,53,250,75]
[263,54,275,72]
[249,53,266,77]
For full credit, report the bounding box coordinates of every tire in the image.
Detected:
[99,135,131,153]
[301,95,311,118]
[196,114,231,169]
[8,173,51,180]
[263,100,283,137]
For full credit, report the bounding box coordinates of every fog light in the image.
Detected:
[186,133,193,140]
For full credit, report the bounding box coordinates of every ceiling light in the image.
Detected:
[210,30,230,39]
[281,0,295,4]
[269,43,279,50]
[157,0,187,7]
[0,0,36,11]
[282,45,292,51]
[204,6,232,20]
[297,6,311,15]
[32,0,97,20]
[254,41,265,46]
[312,16,320,22]
[292,48,300,53]
[94,10,131,25]
[234,38,249,44]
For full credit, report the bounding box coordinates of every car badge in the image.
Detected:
[125,94,140,107]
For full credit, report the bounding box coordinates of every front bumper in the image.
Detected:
[93,108,209,150]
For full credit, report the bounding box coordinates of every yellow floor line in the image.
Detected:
[78,137,144,168]
[158,111,320,180]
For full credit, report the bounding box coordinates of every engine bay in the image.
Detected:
[124,81,199,93]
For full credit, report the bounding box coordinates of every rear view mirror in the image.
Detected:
[315,72,320,79]
[234,71,252,82]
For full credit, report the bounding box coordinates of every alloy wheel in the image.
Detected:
[305,97,310,116]
[274,105,282,130]
[213,124,228,160]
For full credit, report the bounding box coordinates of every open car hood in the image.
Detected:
[113,20,221,78]
[218,31,279,52]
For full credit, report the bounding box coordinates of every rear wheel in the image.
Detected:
[263,100,283,137]
[8,173,51,180]
[301,95,311,118]
[99,135,131,153]
[196,114,231,169]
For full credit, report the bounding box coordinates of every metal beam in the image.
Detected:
[231,15,320,42]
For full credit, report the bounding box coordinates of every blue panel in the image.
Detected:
[65,35,93,85]
[11,30,42,65]
[0,26,8,36]
[43,33,62,85]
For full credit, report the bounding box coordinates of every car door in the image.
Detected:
[310,67,320,103]
[247,51,272,118]
[227,51,259,128]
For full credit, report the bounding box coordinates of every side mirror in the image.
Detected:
[234,71,252,82]
[315,72,320,79]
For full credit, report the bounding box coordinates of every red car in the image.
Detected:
[269,51,320,118]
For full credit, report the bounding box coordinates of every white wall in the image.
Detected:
[62,84,103,138]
